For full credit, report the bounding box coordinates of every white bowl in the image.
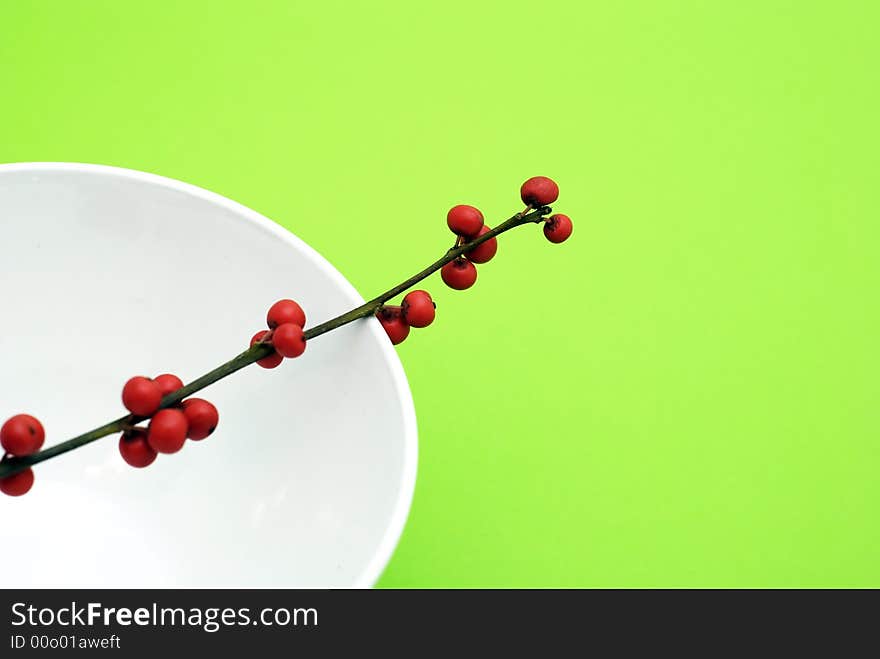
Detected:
[0,163,417,587]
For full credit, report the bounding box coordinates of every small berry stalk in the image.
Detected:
[0,177,572,494]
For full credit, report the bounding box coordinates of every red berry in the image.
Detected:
[376,306,410,345]
[147,409,188,454]
[0,468,34,496]
[154,373,184,397]
[447,205,484,238]
[520,176,559,207]
[251,330,284,369]
[441,258,478,290]
[401,290,435,328]
[272,323,306,357]
[182,398,219,440]
[122,376,163,416]
[267,299,306,329]
[118,429,157,468]
[543,214,573,243]
[465,225,498,264]
[273,323,307,358]
[0,414,45,456]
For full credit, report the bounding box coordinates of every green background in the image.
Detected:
[2,1,878,587]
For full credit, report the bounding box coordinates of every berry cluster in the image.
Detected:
[439,176,572,294]
[376,290,435,345]
[441,205,496,290]
[518,176,572,243]
[0,414,44,496]
[374,176,572,347]
[119,373,219,467]
[251,299,308,368]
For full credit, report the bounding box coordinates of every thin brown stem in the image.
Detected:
[0,206,550,479]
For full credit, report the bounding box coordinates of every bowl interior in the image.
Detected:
[0,163,416,587]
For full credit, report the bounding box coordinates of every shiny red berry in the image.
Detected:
[401,290,435,328]
[251,330,284,369]
[147,409,188,454]
[0,468,34,496]
[118,429,157,468]
[122,376,163,416]
[273,323,307,358]
[0,414,45,456]
[520,176,559,207]
[543,214,573,243]
[182,398,219,441]
[377,306,410,345]
[465,225,498,264]
[267,299,306,329]
[441,258,478,290]
[154,373,184,397]
[446,205,484,238]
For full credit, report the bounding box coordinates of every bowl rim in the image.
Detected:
[0,161,418,588]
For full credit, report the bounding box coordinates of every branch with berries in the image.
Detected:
[0,176,573,496]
